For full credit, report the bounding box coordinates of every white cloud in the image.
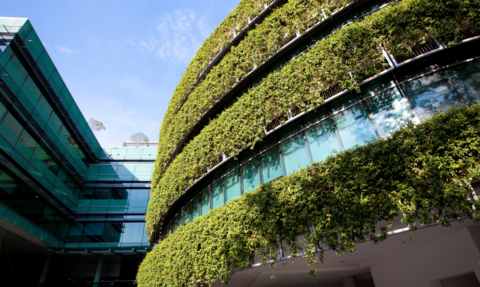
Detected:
[125,10,211,63]
[55,45,76,55]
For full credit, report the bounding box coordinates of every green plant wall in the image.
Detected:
[156,0,275,177]
[138,104,480,286]
[153,0,352,189]
[147,0,480,236]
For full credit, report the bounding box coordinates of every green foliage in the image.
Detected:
[153,0,351,188]
[157,0,274,168]
[147,0,480,236]
[138,104,480,286]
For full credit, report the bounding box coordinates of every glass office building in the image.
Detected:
[0,17,155,286]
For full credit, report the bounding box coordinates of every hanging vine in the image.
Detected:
[139,104,480,286]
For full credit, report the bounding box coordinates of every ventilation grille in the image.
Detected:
[394,40,439,64]
[460,28,480,40]
[266,114,288,132]
[321,83,343,100]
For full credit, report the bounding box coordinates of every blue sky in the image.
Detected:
[3,0,239,146]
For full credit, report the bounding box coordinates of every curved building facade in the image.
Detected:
[141,0,480,286]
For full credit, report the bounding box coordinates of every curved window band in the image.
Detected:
[165,58,480,237]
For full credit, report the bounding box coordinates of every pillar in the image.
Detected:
[93,256,103,287]
[342,276,357,287]
[38,252,53,286]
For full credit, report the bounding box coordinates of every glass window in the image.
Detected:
[121,222,145,243]
[224,169,240,203]
[333,104,377,150]
[129,189,149,206]
[199,189,210,216]
[402,72,465,121]
[445,60,480,105]
[47,113,63,136]
[259,147,283,183]
[210,180,223,209]
[0,112,23,144]
[83,222,105,243]
[134,165,154,174]
[15,129,37,160]
[306,118,341,163]
[35,96,53,121]
[102,222,122,243]
[240,160,259,195]
[280,133,310,175]
[365,87,419,137]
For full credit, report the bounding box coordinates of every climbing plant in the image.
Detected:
[138,104,480,286]
[147,0,480,236]
[160,0,275,147]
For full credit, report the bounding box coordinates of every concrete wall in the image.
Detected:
[371,227,480,287]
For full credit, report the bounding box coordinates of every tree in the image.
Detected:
[88,118,106,131]
[131,132,149,147]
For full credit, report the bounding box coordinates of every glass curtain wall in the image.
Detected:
[0,99,82,209]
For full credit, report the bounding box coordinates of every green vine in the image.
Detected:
[147,0,480,236]
[160,0,274,147]
[154,0,353,188]
[139,104,480,286]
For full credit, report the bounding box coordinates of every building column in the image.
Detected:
[342,276,357,287]
[93,256,103,287]
[38,253,53,286]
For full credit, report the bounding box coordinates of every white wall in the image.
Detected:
[371,227,480,287]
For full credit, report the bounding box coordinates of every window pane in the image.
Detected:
[306,118,340,163]
[0,113,23,144]
[366,87,419,137]
[281,134,310,175]
[445,60,480,105]
[129,189,149,206]
[121,222,145,243]
[210,180,223,209]
[259,147,283,183]
[240,160,259,195]
[402,72,464,121]
[199,189,210,216]
[333,104,377,150]
[16,129,37,160]
[224,169,240,203]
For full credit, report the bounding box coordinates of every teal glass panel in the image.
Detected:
[83,222,105,243]
[15,129,37,160]
[240,159,259,195]
[199,189,210,216]
[18,91,35,113]
[47,113,63,136]
[366,87,419,137]
[306,118,340,163]
[259,147,283,183]
[224,169,240,203]
[0,112,23,144]
[402,72,464,122]
[134,165,154,174]
[6,55,27,87]
[333,104,377,150]
[121,222,146,243]
[22,77,41,106]
[280,134,310,175]
[99,165,118,174]
[191,197,199,221]
[35,96,53,121]
[129,189,149,206]
[210,180,223,209]
[181,209,189,225]
[102,222,122,243]
[445,60,480,105]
